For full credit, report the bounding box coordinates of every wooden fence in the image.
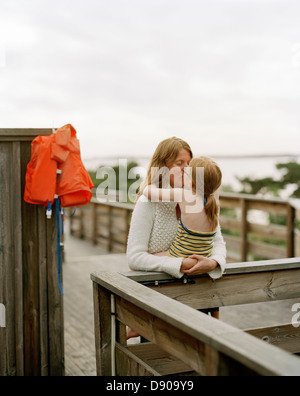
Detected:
[70,199,133,253]
[219,193,300,262]
[91,258,300,376]
[0,129,64,376]
[70,193,300,262]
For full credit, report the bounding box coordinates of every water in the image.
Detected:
[84,155,300,199]
[214,156,300,193]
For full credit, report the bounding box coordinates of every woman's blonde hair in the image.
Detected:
[136,137,193,201]
[189,156,222,230]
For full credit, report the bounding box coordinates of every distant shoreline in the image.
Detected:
[83,153,300,164]
[84,154,299,198]
[200,154,300,160]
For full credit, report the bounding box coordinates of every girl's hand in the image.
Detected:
[181,255,218,276]
[180,257,198,273]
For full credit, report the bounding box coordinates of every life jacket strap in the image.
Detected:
[46,201,52,219]
[55,198,64,296]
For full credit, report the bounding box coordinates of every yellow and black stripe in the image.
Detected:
[167,217,217,258]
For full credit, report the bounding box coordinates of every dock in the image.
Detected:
[63,222,299,376]
[1,128,299,376]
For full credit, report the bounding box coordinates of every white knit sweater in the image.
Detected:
[127,197,227,279]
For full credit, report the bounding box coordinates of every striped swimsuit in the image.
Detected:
[167,216,217,258]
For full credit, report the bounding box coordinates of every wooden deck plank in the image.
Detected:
[63,235,130,376]
[64,259,130,376]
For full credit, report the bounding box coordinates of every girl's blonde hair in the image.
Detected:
[189,156,222,230]
[136,137,193,201]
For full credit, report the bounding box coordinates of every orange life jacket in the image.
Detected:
[24,124,94,208]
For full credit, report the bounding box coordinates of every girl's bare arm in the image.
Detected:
[143,185,183,202]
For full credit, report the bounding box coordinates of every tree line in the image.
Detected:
[236,161,300,198]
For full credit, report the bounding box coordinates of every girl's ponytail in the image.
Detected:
[204,194,220,231]
[190,157,222,231]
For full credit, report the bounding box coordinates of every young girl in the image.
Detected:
[143,156,223,260]
[126,157,223,339]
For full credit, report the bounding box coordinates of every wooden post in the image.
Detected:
[46,208,65,376]
[108,206,113,253]
[241,199,248,262]
[295,230,300,257]
[286,204,295,258]
[0,129,65,376]
[125,209,131,243]
[0,138,24,376]
[93,283,112,376]
[93,203,98,245]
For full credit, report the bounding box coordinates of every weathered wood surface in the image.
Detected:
[63,223,300,376]
[296,230,300,257]
[123,259,300,356]
[132,272,299,311]
[62,228,299,376]
[0,140,23,376]
[63,253,131,376]
[116,342,198,376]
[124,259,300,310]
[91,267,300,376]
[246,324,300,354]
[0,129,54,141]
[63,218,130,376]
[0,129,64,376]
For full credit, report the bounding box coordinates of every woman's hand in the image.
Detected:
[181,255,218,276]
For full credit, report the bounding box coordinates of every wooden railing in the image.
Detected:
[91,258,300,376]
[219,193,300,262]
[70,193,300,262]
[70,199,133,253]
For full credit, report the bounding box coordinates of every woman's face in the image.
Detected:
[168,149,192,187]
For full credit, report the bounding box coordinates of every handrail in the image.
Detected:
[220,191,290,204]
[123,257,300,282]
[91,260,300,376]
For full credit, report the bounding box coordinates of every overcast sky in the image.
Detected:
[0,0,299,159]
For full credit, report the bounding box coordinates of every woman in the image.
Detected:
[127,137,226,279]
